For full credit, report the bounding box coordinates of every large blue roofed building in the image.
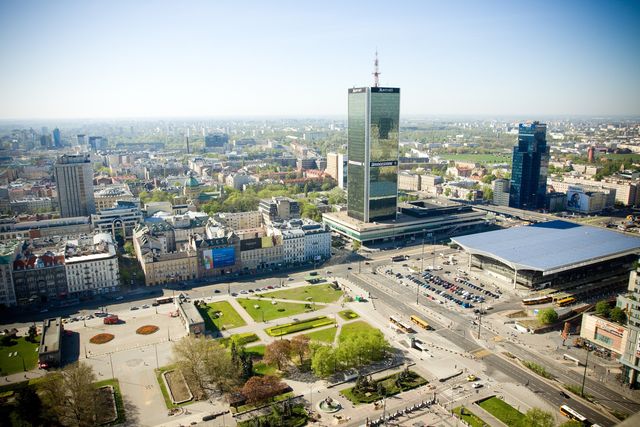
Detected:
[451,220,640,292]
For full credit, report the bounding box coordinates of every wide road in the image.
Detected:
[347,272,620,427]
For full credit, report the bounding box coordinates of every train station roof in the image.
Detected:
[451,220,640,275]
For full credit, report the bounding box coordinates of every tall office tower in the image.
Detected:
[204,132,229,152]
[509,121,549,210]
[52,128,61,147]
[77,134,86,146]
[347,86,400,222]
[54,154,96,217]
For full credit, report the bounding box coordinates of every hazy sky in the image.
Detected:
[1,0,639,119]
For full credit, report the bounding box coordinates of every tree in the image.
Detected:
[310,345,336,378]
[264,340,292,371]
[524,408,554,427]
[123,241,135,256]
[40,362,98,427]
[28,324,37,342]
[352,241,361,252]
[538,308,558,325]
[241,375,287,405]
[14,386,48,426]
[444,187,452,197]
[610,307,627,325]
[595,300,611,318]
[173,336,239,398]
[290,334,310,365]
[559,420,583,427]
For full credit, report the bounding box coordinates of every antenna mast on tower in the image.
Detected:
[372,50,380,87]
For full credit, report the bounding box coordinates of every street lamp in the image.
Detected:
[581,347,591,397]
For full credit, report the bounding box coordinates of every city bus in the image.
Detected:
[559,405,588,424]
[410,315,430,330]
[389,315,415,333]
[522,295,553,306]
[155,296,174,305]
[392,255,408,262]
[556,297,576,307]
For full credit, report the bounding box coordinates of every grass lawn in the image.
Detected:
[198,301,246,333]
[265,316,335,337]
[154,365,195,409]
[453,406,489,427]
[338,309,360,320]
[304,326,337,343]
[339,321,378,342]
[258,283,343,303]
[254,362,280,377]
[0,336,39,375]
[341,370,427,404]
[236,298,316,322]
[245,344,265,358]
[477,396,526,427]
[94,379,126,426]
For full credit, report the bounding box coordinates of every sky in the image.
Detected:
[0,0,639,119]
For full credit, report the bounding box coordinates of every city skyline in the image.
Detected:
[0,0,639,120]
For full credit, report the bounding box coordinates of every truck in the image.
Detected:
[103,315,119,325]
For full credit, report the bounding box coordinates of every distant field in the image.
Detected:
[603,153,640,162]
[438,153,511,164]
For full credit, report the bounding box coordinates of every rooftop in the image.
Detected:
[451,220,640,275]
[39,317,61,355]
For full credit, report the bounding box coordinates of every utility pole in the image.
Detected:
[154,343,159,369]
[109,353,115,379]
[581,348,590,397]
[420,229,426,272]
[477,305,482,339]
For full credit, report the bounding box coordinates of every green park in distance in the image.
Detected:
[257,283,343,303]
[236,298,316,322]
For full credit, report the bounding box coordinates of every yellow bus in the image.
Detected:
[556,297,576,307]
[522,296,553,305]
[559,405,587,424]
[410,315,430,330]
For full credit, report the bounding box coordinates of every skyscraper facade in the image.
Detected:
[347,87,400,222]
[509,122,549,210]
[54,154,96,217]
[52,128,61,147]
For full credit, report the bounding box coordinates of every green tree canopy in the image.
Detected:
[538,308,559,325]
[595,300,611,318]
[524,408,554,427]
[610,306,627,325]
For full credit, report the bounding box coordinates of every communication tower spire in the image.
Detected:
[372,50,380,87]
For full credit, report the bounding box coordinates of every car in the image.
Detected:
[142,304,150,309]
[231,292,238,297]
[152,302,160,306]
[240,290,248,294]
[347,267,352,270]
[115,296,124,301]
[288,277,295,280]
[466,375,477,382]
[560,391,570,399]
[130,306,139,310]
[86,314,94,319]
[248,289,255,293]
[267,285,274,289]
[214,289,221,293]
[472,383,483,389]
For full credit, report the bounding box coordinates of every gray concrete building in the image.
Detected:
[54,154,95,217]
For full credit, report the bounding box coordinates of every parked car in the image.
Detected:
[142,304,150,309]
[130,306,139,311]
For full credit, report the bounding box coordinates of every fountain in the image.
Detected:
[318,396,342,413]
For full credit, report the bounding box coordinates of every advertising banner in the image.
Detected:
[567,186,589,213]
[212,247,235,268]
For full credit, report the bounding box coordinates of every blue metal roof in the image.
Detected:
[451,220,640,275]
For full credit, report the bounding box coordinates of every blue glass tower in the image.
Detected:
[509,122,549,210]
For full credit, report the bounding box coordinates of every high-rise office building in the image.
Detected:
[509,122,549,210]
[347,86,400,222]
[52,128,61,147]
[204,132,229,152]
[54,154,96,217]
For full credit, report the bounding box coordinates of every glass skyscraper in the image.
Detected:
[509,121,549,210]
[347,87,400,222]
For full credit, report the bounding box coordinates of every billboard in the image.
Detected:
[566,186,589,213]
[240,238,262,251]
[202,247,236,270]
[261,236,274,248]
[213,247,235,268]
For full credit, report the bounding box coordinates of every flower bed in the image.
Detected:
[90,333,115,344]
[95,385,118,425]
[265,316,335,337]
[136,325,159,335]
[163,369,193,404]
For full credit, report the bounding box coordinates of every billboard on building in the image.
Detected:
[261,236,274,248]
[202,247,236,269]
[567,186,589,213]
[240,238,262,251]
[213,247,235,268]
